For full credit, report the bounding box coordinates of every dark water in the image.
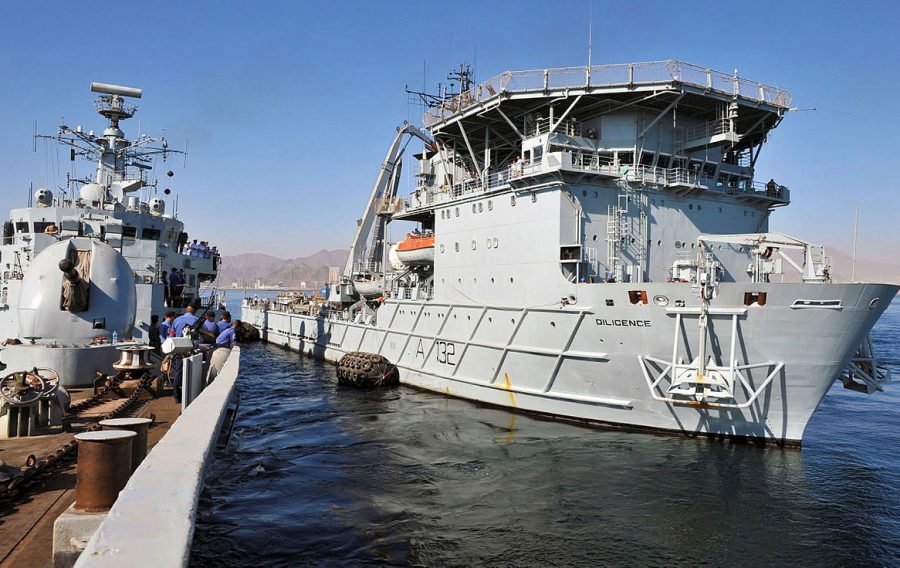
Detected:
[191,296,900,567]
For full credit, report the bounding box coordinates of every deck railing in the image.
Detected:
[423,60,791,127]
[407,152,788,211]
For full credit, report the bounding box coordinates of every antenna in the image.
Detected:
[32,121,37,153]
[851,201,860,282]
[588,1,593,69]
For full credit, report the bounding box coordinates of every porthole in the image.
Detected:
[870,298,881,309]
[689,203,694,210]
[744,210,747,217]
[698,204,702,211]
[690,243,695,249]
[657,240,662,246]
[531,193,537,203]
[471,240,477,250]
[458,278,462,284]
[488,200,493,211]
[491,277,495,284]
[454,242,460,252]
[493,238,499,248]
[488,317,492,322]
[474,278,477,284]
[550,321,556,327]
[467,315,471,320]
[440,244,445,253]
[719,207,723,213]
[511,318,515,324]
[472,204,477,213]
[594,191,598,198]
[751,211,755,218]
[631,237,635,244]
[478,203,483,213]
[582,190,587,197]
[510,277,514,284]
[455,207,460,217]
[511,195,517,206]
[592,234,598,241]
[486,238,492,249]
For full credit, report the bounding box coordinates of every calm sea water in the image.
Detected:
[190,293,900,567]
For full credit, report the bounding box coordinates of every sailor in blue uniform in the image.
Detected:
[215,320,240,348]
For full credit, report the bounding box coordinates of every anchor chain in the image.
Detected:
[0,373,156,504]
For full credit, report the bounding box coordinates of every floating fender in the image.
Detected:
[336,352,398,388]
[236,322,261,343]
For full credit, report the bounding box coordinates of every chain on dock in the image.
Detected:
[0,373,157,504]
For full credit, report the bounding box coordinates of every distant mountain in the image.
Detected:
[217,249,349,288]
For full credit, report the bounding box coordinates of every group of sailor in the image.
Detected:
[157,306,239,348]
[187,239,216,259]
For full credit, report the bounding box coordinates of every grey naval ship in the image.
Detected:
[0,82,220,387]
[243,60,896,445]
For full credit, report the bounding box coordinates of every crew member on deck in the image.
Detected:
[215,320,240,348]
[44,223,59,236]
[172,305,198,337]
[200,312,218,344]
[159,311,176,344]
[216,311,232,333]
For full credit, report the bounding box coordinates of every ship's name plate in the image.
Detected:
[595,318,652,327]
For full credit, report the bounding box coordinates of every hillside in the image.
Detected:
[217,249,349,288]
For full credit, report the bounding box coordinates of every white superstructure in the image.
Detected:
[244,60,895,445]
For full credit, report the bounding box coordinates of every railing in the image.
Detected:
[678,118,732,143]
[407,152,789,212]
[423,60,792,127]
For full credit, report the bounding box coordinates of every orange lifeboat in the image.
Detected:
[395,233,435,265]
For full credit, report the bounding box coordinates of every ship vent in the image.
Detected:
[628,290,648,305]
[743,292,767,306]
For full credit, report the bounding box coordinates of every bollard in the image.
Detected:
[99,417,153,472]
[74,430,136,512]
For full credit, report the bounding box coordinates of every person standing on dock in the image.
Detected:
[215,320,240,348]
[200,312,218,344]
[172,305,198,337]
[216,311,232,333]
[159,311,176,344]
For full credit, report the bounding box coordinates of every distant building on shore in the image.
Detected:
[327,266,341,284]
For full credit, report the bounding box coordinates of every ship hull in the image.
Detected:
[243,282,897,444]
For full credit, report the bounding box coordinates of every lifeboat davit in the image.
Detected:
[395,233,435,266]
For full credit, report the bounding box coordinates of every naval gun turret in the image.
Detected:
[2,238,136,387]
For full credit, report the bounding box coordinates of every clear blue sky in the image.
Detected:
[1,1,898,259]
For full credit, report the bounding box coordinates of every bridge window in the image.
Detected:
[142,228,161,240]
[618,151,634,165]
[123,225,137,238]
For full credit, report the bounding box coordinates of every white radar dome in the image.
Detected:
[148,198,165,216]
[35,188,53,207]
[17,238,136,343]
[80,183,105,203]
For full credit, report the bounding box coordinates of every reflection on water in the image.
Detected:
[191,296,900,566]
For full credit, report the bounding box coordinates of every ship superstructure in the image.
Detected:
[0,83,219,355]
[244,60,895,445]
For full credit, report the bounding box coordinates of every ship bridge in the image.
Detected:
[406,60,792,214]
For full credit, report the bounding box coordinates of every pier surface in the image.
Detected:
[0,383,181,567]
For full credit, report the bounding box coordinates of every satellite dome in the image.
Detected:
[80,183,105,203]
